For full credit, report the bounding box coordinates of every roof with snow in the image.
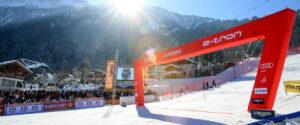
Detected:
[163,64,182,71]
[18,59,54,73]
[0,60,33,77]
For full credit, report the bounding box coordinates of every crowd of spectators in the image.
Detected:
[103,90,135,99]
[0,90,103,105]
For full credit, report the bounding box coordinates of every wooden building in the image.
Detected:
[0,60,32,90]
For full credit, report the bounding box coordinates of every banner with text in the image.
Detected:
[5,103,44,115]
[283,80,300,93]
[74,98,105,109]
[44,101,74,111]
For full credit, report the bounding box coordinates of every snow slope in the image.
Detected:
[1,54,300,125]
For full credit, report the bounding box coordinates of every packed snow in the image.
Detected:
[1,54,300,125]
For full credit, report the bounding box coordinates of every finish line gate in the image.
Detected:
[133,9,296,111]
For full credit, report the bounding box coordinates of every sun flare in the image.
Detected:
[112,0,144,17]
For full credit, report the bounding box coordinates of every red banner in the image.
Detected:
[44,100,74,111]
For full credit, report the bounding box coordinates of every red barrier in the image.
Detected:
[44,100,74,111]
[134,8,296,112]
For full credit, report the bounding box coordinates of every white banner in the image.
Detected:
[74,98,105,109]
[5,104,44,115]
[120,95,157,105]
[117,68,134,80]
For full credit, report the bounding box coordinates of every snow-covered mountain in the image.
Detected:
[0,1,256,70]
[0,1,214,31]
[0,0,88,8]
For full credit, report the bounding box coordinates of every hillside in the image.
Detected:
[0,2,299,70]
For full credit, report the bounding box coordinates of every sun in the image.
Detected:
[111,0,144,17]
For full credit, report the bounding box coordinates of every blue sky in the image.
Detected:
[87,0,300,20]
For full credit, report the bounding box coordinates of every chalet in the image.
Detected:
[0,59,54,90]
[0,60,32,89]
[17,59,54,84]
[18,59,53,74]
[148,59,195,79]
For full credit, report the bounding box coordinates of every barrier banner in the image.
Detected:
[5,103,44,115]
[74,98,105,109]
[44,101,74,111]
[251,109,276,119]
[283,80,300,93]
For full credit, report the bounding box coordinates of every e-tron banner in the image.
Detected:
[5,103,44,115]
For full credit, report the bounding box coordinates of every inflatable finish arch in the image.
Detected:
[133,9,296,111]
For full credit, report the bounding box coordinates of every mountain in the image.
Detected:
[0,2,299,71]
[0,0,88,8]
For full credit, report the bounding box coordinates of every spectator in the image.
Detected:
[205,81,209,90]
[212,80,217,88]
[0,89,103,105]
[202,82,206,90]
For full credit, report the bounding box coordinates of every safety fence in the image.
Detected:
[148,58,260,96]
[1,98,105,116]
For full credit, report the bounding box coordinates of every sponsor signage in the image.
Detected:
[254,88,268,94]
[252,98,264,104]
[283,80,300,93]
[163,49,182,58]
[117,68,134,81]
[44,101,74,111]
[74,98,105,109]
[260,62,274,72]
[202,31,242,47]
[251,109,276,119]
[5,103,44,115]
[260,62,273,70]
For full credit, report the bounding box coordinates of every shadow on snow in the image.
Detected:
[136,106,225,125]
